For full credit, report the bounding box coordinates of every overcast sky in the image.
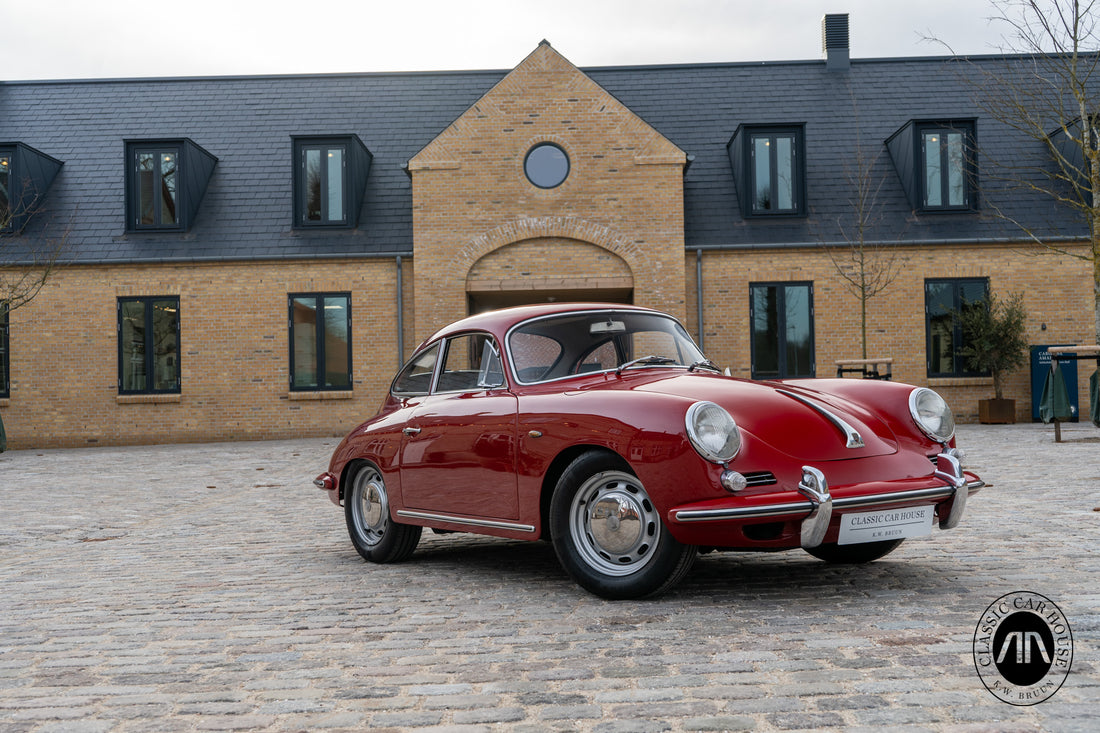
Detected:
[6,0,1019,82]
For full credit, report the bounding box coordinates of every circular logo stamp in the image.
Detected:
[974,591,1073,705]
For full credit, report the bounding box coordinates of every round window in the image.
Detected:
[524,143,569,188]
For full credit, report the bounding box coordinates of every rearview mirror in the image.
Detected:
[590,320,626,335]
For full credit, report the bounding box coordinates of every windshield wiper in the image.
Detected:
[688,359,721,373]
[616,355,676,375]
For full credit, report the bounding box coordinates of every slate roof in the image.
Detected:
[0,53,1087,265]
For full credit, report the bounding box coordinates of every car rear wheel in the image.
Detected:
[804,539,904,563]
[345,461,421,563]
[550,451,696,599]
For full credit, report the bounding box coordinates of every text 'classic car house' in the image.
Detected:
[0,14,1095,449]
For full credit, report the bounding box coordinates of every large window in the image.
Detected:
[118,297,180,394]
[749,129,802,214]
[925,278,989,377]
[289,293,352,391]
[750,282,815,379]
[920,123,975,210]
[295,140,348,226]
[1,302,9,398]
[131,145,179,228]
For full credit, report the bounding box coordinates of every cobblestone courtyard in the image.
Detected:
[1,423,1097,732]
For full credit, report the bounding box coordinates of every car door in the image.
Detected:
[399,333,520,519]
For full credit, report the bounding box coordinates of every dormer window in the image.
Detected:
[0,142,64,233]
[125,139,217,232]
[727,125,806,217]
[292,136,372,228]
[887,120,977,212]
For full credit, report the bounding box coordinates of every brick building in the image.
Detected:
[0,23,1095,449]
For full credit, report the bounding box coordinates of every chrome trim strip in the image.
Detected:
[673,484,962,523]
[674,502,814,522]
[776,389,865,449]
[395,509,537,533]
[833,486,956,510]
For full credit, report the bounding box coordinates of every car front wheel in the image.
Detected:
[550,451,696,599]
[804,539,904,563]
[344,461,421,563]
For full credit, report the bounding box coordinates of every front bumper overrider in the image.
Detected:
[670,451,983,549]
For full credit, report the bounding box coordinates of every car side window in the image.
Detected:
[437,333,504,393]
[392,342,440,396]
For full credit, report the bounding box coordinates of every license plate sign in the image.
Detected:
[837,505,934,545]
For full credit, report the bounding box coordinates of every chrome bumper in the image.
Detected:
[673,451,983,549]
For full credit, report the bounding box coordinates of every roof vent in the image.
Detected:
[822,13,850,72]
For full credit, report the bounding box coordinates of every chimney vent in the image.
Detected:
[822,13,850,72]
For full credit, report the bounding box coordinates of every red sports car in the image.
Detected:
[314,303,982,599]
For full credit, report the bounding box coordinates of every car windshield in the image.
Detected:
[507,310,706,383]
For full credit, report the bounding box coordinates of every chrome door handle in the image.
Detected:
[402,426,421,436]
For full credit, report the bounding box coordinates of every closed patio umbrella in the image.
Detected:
[1090,369,1099,427]
[1040,361,1073,424]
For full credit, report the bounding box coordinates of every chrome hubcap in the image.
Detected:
[352,467,389,547]
[570,470,660,576]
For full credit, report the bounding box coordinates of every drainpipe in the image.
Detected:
[695,248,704,353]
[396,256,405,367]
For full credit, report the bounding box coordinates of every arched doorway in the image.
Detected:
[466,237,634,314]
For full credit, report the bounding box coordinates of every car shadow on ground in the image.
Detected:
[338,532,946,604]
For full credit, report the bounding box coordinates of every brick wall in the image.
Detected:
[691,242,1095,423]
[409,43,687,337]
[0,258,408,449]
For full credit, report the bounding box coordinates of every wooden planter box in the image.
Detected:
[979,398,1016,424]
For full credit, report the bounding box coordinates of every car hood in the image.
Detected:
[634,373,899,461]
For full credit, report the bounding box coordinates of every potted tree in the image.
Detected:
[957,290,1029,424]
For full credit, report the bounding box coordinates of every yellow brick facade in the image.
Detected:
[1,259,412,448]
[687,242,1095,423]
[409,43,687,335]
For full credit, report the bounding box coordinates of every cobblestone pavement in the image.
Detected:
[1,422,1097,732]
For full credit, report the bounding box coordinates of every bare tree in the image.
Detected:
[1,186,68,313]
[824,115,902,360]
[951,0,1100,341]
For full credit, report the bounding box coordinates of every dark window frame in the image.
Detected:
[524,142,570,189]
[0,302,9,398]
[117,296,181,395]
[925,277,990,378]
[293,138,350,228]
[749,281,816,379]
[126,142,183,231]
[0,147,12,232]
[288,292,353,392]
[916,121,977,212]
[740,125,807,218]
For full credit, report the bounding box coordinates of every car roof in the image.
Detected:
[425,302,665,343]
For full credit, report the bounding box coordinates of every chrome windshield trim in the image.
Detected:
[776,389,865,449]
[395,510,537,533]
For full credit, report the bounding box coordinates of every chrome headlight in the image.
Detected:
[686,401,741,463]
[909,388,955,443]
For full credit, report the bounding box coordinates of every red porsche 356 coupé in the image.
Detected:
[314,303,982,599]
